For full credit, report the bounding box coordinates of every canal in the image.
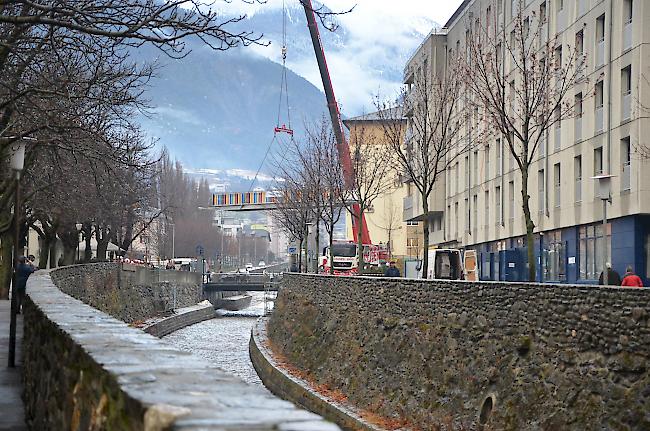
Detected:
[162,292,271,386]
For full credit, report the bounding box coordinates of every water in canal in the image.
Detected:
[162,292,272,386]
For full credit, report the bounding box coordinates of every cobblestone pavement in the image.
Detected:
[0,299,27,430]
[163,292,274,386]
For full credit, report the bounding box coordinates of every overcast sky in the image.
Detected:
[219,0,464,115]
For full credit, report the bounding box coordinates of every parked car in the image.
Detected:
[258,261,266,267]
[245,263,253,271]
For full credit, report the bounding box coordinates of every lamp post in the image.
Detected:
[592,174,613,285]
[8,140,25,368]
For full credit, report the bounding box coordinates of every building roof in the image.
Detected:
[343,107,405,125]
[444,0,473,29]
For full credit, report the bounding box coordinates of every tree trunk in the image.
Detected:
[58,225,79,266]
[356,209,364,275]
[38,237,50,269]
[96,226,110,260]
[329,229,334,275]
[0,229,13,299]
[521,167,536,281]
[421,195,430,279]
[49,240,58,268]
[82,222,92,262]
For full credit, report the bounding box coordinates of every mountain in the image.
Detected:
[133,4,437,180]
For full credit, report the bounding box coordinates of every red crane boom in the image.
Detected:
[301,1,371,245]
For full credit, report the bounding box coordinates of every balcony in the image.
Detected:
[595,106,604,133]
[623,21,632,51]
[596,39,605,68]
[622,92,631,121]
[575,179,582,202]
[622,162,631,191]
[575,117,582,142]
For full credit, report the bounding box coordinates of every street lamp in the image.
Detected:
[8,139,26,368]
[592,174,613,285]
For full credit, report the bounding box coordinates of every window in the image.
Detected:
[465,197,470,232]
[454,202,459,237]
[543,230,566,281]
[557,0,563,11]
[498,0,503,16]
[523,17,530,40]
[579,224,611,280]
[622,65,632,120]
[595,81,604,132]
[553,163,561,207]
[621,137,631,190]
[455,161,459,193]
[594,147,603,175]
[574,155,582,202]
[554,106,561,151]
[623,0,633,50]
[496,138,502,175]
[555,45,562,69]
[539,1,547,23]
[473,150,479,186]
[575,92,583,142]
[596,14,606,67]
[472,194,478,236]
[538,169,545,214]
[624,0,633,23]
[576,30,585,75]
[509,181,515,223]
[495,186,502,226]
[484,190,490,232]
[464,155,469,189]
[485,144,490,181]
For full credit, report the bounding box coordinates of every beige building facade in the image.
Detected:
[404,0,650,284]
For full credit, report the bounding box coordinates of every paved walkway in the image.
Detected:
[0,299,27,430]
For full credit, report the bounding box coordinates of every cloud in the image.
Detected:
[215,1,464,115]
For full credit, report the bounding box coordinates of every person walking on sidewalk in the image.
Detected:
[15,256,37,313]
[621,265,643,287]
[599,262,621,286]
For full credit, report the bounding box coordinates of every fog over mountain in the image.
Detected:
[135,4,437,183]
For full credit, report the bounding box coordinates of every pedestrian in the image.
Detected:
[598,262,621,286]
[384,260,401,278]
[15,256,37,313]
[621,265,643,287]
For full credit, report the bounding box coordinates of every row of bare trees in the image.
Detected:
[271,118,394,274]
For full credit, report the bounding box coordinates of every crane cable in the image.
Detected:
[274,0,293,136]
[245,1,292,196]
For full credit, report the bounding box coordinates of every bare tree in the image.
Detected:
[463,0,584,281]
[304,119,345,274]
[377,55,466,278]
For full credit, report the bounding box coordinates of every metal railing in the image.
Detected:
[595,106,604,133]
[622,92,631,121]
[623,20,633,51]
[622,162,631,191]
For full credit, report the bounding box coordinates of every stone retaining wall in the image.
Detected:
[22,270,339,430]
[250,318,380,431]
[51,263,202,323]
[268,274,650,430]
[143,301,216,338]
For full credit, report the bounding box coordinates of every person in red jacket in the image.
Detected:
[621,266,643,287]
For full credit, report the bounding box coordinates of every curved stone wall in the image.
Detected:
[268,274,650,430]
[22,269,339,430]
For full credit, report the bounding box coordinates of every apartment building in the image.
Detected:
[403,0,650,284]
[343,111,417,260]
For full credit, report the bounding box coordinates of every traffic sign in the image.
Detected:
[287,245,297,254]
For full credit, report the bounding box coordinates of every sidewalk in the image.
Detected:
[0,299,27,430]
